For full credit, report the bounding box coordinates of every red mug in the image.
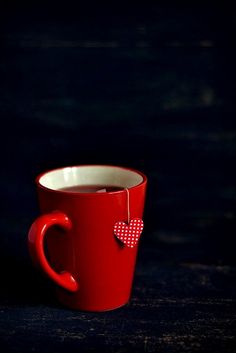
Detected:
[28,165,147,311]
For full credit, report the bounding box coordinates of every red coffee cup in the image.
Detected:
[28,165,147,311]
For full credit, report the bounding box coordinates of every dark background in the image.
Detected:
[0,2,236,352]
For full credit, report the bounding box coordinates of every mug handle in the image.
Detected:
[28,211,79,292]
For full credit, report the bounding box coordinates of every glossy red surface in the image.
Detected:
[28,165,147,311]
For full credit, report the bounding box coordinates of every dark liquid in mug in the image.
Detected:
[59,185,124,193]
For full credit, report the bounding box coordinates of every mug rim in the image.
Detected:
[36,164,147,195]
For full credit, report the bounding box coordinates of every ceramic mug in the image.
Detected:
[28,165,147,311]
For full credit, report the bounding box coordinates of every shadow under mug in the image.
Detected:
[28,165,147,311]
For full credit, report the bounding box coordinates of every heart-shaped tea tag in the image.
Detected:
[114,218,144,248]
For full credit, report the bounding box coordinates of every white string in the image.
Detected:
[125,187,130,224]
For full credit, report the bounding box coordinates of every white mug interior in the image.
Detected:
[39,165,143,191]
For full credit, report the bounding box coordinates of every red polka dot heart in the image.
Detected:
[114,218,144,248]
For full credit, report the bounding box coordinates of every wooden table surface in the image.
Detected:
[0,2,235,352]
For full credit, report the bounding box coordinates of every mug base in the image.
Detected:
[57,299,130,312]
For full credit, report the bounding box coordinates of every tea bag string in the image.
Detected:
[125,187,130,224]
